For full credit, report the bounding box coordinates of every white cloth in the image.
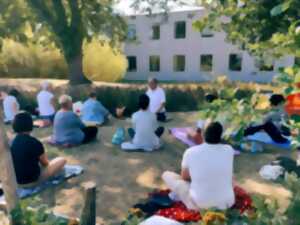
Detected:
[259,165,284,180]
[37,90,55,116]
[73,101,83,115]
[140,216,183,225]
[3,95,19,122]
[181,143,235,209]
[146,87,166,113]
[122,110,160,151]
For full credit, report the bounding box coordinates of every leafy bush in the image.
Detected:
[0,39,127,82]
[10,199,78,225]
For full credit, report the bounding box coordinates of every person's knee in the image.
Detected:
[162,171,173,181]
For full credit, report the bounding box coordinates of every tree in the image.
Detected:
[193,0,300,59]
[0,0,127,85]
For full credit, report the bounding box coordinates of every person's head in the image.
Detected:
[204,121,223,144]
[13,112,33,134]
[9,89,20,98]
[0,91,8,100]
[148,77,158,90]
[89,92,97,99]
[269,94,285,107]
[41,81,52,91]
[138,94,150,110]
[59,95,73,110]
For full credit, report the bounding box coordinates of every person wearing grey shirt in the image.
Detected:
[244,94,290,143]
[52,95,98,146]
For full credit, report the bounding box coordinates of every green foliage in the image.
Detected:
[194,0,300,59]
[10,199,72,225]
[0,0,127,84]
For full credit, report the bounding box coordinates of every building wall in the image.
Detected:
[124,9,294,83]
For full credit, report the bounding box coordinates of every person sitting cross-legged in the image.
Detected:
[37,81,56,122]
[10,112,66,186]
[121,94,164,151]
[81,92,110,126]
[0,90,20,124]
[162,122,235,210]
[52,95,98,147]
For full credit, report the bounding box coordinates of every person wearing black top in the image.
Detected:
[10,112,66,186]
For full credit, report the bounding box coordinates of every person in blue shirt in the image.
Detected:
[81,92,110,125]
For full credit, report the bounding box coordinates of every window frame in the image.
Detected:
[127,56,137,72]
[174,21,186,39]
[229,53,243,71]
[149,55,160,72]
[200,54,213,72]
[173,55,186,72]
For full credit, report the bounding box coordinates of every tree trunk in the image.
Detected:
[0,113,18,218]
[67,53,91,86]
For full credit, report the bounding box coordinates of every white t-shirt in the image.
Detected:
[3,95,19,122]
[132,110,160,151]
[182,143,235,209]
[37,90,55,116]
[146,87,166,113]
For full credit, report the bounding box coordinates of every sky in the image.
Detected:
[114,0,202,15]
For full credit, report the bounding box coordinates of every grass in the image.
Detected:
[4,111,292,225]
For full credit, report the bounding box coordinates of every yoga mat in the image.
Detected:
[170,127,241,155]
[245,132,291,149]
[0,165,83,205]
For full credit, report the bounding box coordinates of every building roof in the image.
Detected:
[114,0,203,16]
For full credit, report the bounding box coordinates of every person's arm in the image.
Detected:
[97,101,109,116]
[155,90,166,113]
[181,167,191,182]
[50,96,56,111]
[181,150,191,182]
[12,100,18,115]
[73,112,85,128]
[39,153,49,167]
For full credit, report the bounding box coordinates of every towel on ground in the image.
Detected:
[245,132,291,149]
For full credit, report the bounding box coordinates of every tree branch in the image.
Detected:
[51,0,68,30]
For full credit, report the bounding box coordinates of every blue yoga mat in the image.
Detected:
[0,165,83,204]
[245,132,291,149]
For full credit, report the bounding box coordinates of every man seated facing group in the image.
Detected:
[0,90,20,124]
[121,94,164,151]
[10,112,66,186]
[81,92,110,126]
[146,78,167,122]
[162,122,235,210]
[244,94,290,143]
[52,95,98,146]
[37,81,56,122]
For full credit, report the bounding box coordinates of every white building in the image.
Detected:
[119,5,294,83]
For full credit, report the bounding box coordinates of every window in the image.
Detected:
[175,21,186,39]
[200,55,213,72]
[152,25,160,40]
[201,28,214,38]
[229,54,242,71]
[259,63,274,71]
[149,56,160,72]
[127,56,137,72]
[255,59,274,71]
[127,24,137,41]
[174,55,185,72]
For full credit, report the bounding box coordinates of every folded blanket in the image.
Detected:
[0,165,83,205]
[245,132,291,149]
[130,186,253,223]
[170,127,241,155]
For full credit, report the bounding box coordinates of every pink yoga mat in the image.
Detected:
[170,127,240,155]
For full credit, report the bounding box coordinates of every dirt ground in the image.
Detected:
[4,111,290,225]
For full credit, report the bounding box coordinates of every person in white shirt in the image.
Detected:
[37,81,56,121]
[162,122,235,210]
[146,78,167,122]
[0,90,20,124]
[121,94,164,151]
